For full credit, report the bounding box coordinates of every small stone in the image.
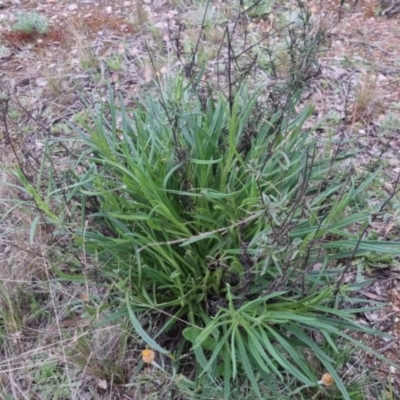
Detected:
[154,21,167,29]
[168,10,178,18]
[68,4,78,11]
[97,379,107,390]
[36,78,47,87]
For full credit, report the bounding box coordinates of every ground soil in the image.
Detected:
[0,0,400,398]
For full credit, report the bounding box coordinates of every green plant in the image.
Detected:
[106,54,124,71]
[6,3,400,399]
[380,111,400,133]
[31,361,73,400]
[243,0,274,18]
[34,75,395,400]
[12,11,49,35]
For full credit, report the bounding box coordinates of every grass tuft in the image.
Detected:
[2,1,400,399]
[12,11,49,35]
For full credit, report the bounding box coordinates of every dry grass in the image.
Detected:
[352,70,382,125]
[1,1,400,399]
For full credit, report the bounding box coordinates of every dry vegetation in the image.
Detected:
[0,0,400,399]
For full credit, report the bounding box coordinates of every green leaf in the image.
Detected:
[183,327,216,350]
[126,297,170,355]
[236,331,262,399]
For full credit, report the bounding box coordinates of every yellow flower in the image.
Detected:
[142,349,155,364]
[320,373,334,386]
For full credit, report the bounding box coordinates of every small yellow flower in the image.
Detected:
[142,349,155,364]
[320,373,334,386]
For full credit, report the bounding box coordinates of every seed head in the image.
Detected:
[320,373,334,386]
[142,349,155,364]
